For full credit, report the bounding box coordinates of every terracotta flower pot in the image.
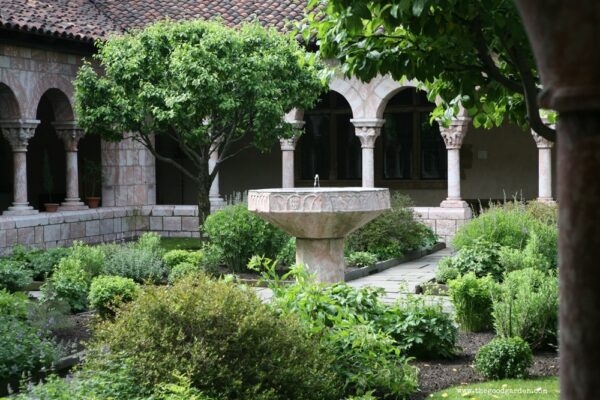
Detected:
[87,197,101,209]
[44,203,59,213]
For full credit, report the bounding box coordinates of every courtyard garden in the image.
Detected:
[0,196,559,399]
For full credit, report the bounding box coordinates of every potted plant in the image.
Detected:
[82,158,102,208]
[42,151,59,212]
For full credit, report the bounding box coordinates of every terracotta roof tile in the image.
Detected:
[0,0,307,43]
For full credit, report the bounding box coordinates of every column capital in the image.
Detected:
[531,131,554,149]
[440,117,471,149]
[289,120,305,131]
[0,119,40,152]
[351,118,385,149]
[53,121,85,151]
[280,136,299,151]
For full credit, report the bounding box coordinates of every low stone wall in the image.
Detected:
[412,206,473,245]
[0,205,200,255]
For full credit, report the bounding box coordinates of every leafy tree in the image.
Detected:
[303,0,555,141]
[76,20,325,221]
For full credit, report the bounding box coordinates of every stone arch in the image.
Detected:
[27,75,75,120]
[36,88,75,122]
[0,82,23,119]
[284,108,305,123]
[329,77,359,118]
[373,79,419,119]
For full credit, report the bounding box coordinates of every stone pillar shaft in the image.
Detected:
[0,119,39,215]
[279,120,304,189]
[440,117,471,208]
[532,131,555,202]
[351,118,385,188]
[54,122,87,210]
[208,141,225,211]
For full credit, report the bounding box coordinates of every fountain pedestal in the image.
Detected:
[248,188,391,283]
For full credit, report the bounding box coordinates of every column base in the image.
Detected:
[3,204,38,216]
[209,196,227,212]
[59,200,88,211]
[440,199,469,208]
[536,197,557,205]
[296,237,345,283]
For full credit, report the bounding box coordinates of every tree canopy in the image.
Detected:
[303,0,555,141]
[75,19,325,220]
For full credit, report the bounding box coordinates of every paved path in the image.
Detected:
[256,248,453,310]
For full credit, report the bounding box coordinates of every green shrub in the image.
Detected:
[276,237,296,266]
[104,245,167,283]
[42,257,91,312]
[0,316,61,380]
[202,204,288,272]
[27,247,70,280]
[0,289,29,320]
[135,232,163,254]
[448,273,497,332]
[89,275,140,318]
[89,275,341,400]
[163,249,203,270]
[347,193,436,260]
[0,258,33,292]
[439,238,503,280]
[379,296,458,359]
[493,268,558,349]
[322,322,418,398]
[69,241,105,277]
[168,262,202,284]
[199,243,223,275]
[346,251,378,268]
[435,259,460,284]
[474,337,533,379]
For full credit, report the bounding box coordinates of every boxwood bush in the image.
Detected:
[474,337,533,379]
[89,275,341,400]
[88,275,140,318]
[202,204,288,272]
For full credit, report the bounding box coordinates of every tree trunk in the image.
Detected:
[197,160,212,234]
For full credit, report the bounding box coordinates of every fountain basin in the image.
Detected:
[248,188,391,282]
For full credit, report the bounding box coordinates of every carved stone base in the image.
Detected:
[209,196,227,212]
[536,197,557,205]
[59,200,88,211]
[4,205,38,216]
[296,238,345,283]
[440,199,469,208]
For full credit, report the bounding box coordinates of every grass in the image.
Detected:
[159,237,204,251]
[429,377,558,399]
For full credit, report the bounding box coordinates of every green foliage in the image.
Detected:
[448,273,497,332]
[0,289,29,320]
[202,204,289,272]
[347,193,437,260]
[276,237,296,266]
[0,258,33,292]
[380,296,458,359]
[75,19,325,219]
[434,260,460,284]
[198,243,223,275]
[88,275,140,318]
[346,251,378,268]
[152,373,216,400]
[42,257,91,312]
[168,262,202,284]
[103,245,167,283]
[69,241,105,277]
[474,337,533,380]
[493,268,558,349]
[439,238,503,280]
[0,316,61,380]
[302,0,556,142]
[89,275,341,400]
[135,232,164,254]
[163,249,203,270]
[25,247,70,280]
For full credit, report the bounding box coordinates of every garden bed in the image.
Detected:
[410,331,559,399]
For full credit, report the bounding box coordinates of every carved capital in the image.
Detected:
[289,120,305,131]
[53,121,85,151]
[440,117,471,149]
[531,131,554,149]
[0,119,40,152]
[280,136,298,151]
[351,118,385,149]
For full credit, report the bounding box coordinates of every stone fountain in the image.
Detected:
[247,187,390,282]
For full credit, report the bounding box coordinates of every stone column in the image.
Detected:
[532,131,555,203]
[208,141,225,211]
[439,117,471,208]
[280,120,304,188]
[350,118,385,188]
[54,121,88,210]
[0,119,39,215]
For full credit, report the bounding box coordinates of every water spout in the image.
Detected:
[314,174,320,188]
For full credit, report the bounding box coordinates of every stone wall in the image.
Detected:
[412,206,473,245]
[0,205,200,255]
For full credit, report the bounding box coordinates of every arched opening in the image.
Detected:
[381,87,446,181]
[297,91,359,184]
[155,134,198,205]
[27,89,73,209]
[0,83,21,211]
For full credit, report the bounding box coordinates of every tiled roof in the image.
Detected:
[0,0,306,43]
[0,0,121,42]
